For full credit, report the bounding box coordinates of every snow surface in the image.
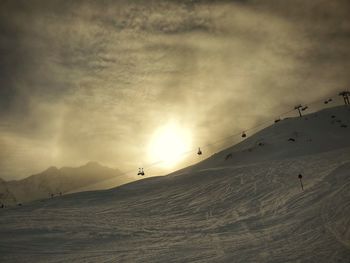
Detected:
[0,106,349,262]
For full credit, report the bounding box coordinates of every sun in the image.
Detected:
[148,122,192,168]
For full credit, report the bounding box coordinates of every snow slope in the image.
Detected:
[0,106,349,263]
[174,105,350,173]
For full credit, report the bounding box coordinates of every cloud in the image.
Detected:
[0,0,349,179]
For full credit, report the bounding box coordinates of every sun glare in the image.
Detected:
[148,123,192,168]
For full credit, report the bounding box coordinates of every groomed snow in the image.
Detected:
[0,106,349,262]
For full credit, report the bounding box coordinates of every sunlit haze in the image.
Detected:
[1,2,349,261]
[148,122,192,168]
[0,0,349,180]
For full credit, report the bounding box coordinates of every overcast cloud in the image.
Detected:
[0,0,349,179]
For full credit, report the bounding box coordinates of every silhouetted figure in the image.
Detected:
[50,193,54,199]
[197,147,202,155]
[341,124,348,128]
[18,203,22,206]
[59,192,62,196]
[242,132,247,138]
[288,138,296,142]
[0,203,4,208]
[298,174,304,191]
[274,119,281,123]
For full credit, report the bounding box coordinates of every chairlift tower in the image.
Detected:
[339,91,350,105]
[294,104,303,117]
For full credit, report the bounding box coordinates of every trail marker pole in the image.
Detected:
[298,174,304,191]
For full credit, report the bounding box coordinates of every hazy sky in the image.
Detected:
[1,0,349,180]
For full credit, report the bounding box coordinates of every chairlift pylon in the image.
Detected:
[197,147,202,155]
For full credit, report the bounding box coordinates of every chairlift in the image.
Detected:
[137,168,145,176]
[197,147,202,155]
[242,132,247,138]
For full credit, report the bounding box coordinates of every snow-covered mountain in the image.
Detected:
[0,178,17,206]
[0,162,133,205]
[174,105,350,173]
[0,105,349,262]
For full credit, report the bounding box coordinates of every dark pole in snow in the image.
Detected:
[298,174,304,191]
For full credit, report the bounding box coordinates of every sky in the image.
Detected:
[0,0,349,180]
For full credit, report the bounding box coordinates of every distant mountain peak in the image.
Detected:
[44,166,59,173]
[84,161,103,168]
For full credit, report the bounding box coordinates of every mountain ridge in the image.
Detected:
[0,161,134,205]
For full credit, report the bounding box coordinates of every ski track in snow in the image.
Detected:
[0,106,350,262]
[1,149,349,263]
